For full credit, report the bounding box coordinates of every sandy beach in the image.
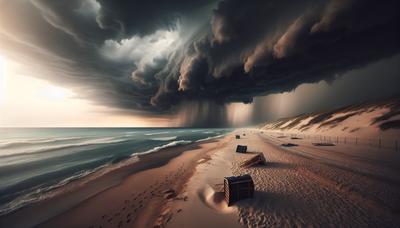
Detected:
[0,134,231,228]
[1,130,400,227]
[167,130,400,227]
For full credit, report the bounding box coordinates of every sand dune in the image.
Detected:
[261,97,400,139]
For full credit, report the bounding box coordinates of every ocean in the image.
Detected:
[0,128,232,215]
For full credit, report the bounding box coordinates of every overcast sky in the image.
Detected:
[0,0,399,127]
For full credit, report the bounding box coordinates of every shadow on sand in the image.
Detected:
[281,143,298,147]
[243,161,294,170]
[235,190,302,214]
[265,162,294,169]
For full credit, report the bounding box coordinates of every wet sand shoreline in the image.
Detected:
[0,135,230,228]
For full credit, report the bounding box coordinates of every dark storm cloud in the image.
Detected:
[96,0,216,37]
[0,0,399,121]
[167,0,400,106]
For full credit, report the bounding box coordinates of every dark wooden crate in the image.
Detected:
[224,175,254,206]
[236,145,247,153]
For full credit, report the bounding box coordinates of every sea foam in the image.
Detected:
[134,140,192,156]
[150,136,177,141]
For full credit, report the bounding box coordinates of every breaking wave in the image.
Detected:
[145,131,169,136]
[150,136,178,141]
[135,140,192,156]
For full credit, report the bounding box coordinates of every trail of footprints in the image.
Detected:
[88,164,186,228]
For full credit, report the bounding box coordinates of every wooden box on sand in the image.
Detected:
[224,175,254,206]
[236,145,247,153]
[241,153,267,168]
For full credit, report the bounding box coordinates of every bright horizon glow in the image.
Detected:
[38,84,72,101]
[0,55,5,105]
[0,57,172,127]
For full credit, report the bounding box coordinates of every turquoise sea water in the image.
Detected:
[0,128,231,215]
